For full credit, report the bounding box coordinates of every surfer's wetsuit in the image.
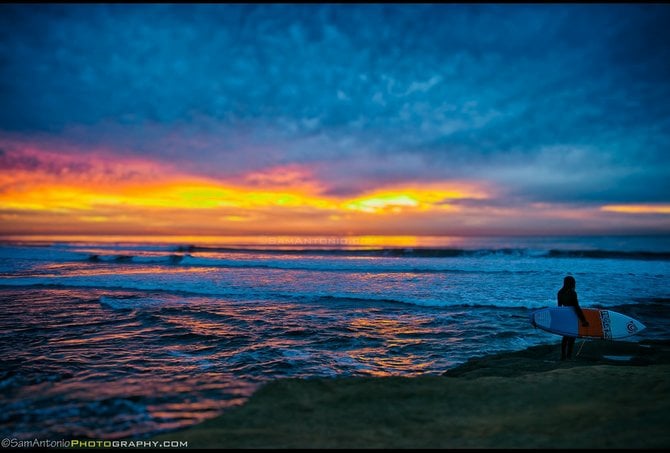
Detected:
[557,287,588,325]
[557,285,588,360]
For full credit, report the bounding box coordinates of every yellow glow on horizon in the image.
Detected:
[1,180,340,213]
[343,185,484,214]
[223,215,253,222]
[2,178,484,215]
[601,204,670,214]
[345,194,419,213]
[78,215,110,223]
[0,234,468,248]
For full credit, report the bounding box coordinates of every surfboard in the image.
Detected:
[529,307,646,339]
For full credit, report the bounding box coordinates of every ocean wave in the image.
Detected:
[75,251,670,275]
[0,281,252,301]
[0,281,551,310]
[75,252,541,274]
[312,294,542,310]
[0,245,86,262]
[89,254,185,265]
[631,297,670,305]
[99,295,172,310]
[545,249,670,260]
[5,245,669,276]
[175,245,542,258]
[173,245,670,260]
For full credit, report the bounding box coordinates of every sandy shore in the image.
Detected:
[153,339,670,448]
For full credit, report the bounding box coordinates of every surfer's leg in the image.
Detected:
[566,337,575,359]
[561,337,568,360]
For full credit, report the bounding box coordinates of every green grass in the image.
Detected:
[154,364,670,448]
[152,341,670,448]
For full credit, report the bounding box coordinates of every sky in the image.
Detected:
[1,4,669,237]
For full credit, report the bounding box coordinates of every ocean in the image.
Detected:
[1,235,669,440]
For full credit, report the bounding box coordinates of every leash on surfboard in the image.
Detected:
[576,338,587,357]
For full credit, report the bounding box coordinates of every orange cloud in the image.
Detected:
[0,145,493,236]
[601,204,670,214]
[4,140,667,237]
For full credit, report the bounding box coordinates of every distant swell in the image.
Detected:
[175,245,536,258]
[80,253,529,274]
[76,251,670,276]
[545,249,670,260]
[174,246,670,260]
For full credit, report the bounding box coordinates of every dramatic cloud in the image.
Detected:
[1,4,669,235]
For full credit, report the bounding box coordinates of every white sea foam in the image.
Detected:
[1,242,669,312]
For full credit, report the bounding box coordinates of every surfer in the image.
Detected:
[558,276,589,360]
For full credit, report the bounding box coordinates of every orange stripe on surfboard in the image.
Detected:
[578,309,604,337]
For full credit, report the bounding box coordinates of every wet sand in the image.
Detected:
[153,339,670,448]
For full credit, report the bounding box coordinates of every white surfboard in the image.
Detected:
[530,307,646,339]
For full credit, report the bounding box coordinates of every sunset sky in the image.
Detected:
[1,4,669,237]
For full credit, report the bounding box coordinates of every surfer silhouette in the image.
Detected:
[557,276,589,360]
